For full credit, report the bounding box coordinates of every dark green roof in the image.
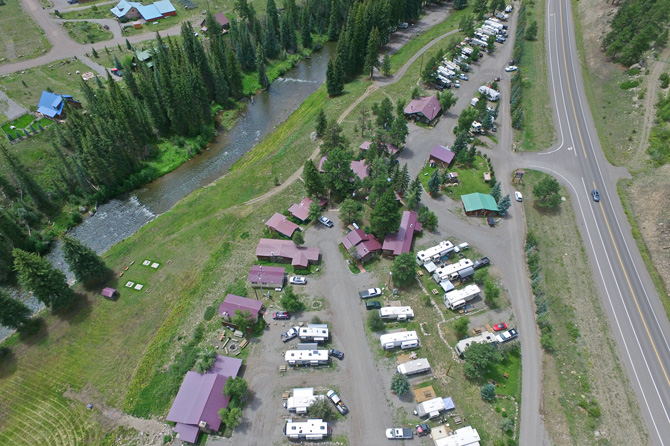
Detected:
[461,193,498,212]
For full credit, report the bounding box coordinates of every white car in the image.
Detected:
[453,80,461,88]
[453,242,469,253]
[515,191,523,202]
[505,65,518,72]
[289,276,306,285]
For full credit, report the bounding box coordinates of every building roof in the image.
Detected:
[37,91,67,118]
[430,145,455,164]
[166,372,229,435]
[110,0,174,20]
[248,265,285,284]
[350,160,369,180]
[266,213,300,238]
[404,96,442,121]
[174,423,200,443]
[209,354,243,378]
[382,211,422,256]
[218,294,263,320]
[101,287,116,298]
[434,425,480,446]
[341,229,382,259]
[214,12,230,26]
[256,238,320,268]
[461,193,498,213]
[288,197,314,221]
[359,141,400,155]
[413,385,436,403]
[154,0,175,14]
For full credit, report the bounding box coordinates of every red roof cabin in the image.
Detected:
[218,294,263,329]
[404,96,442,126]
[288,197,314,222]
[341,229,382,263]
[256,238,320,269]
[319,156,369,181]
[382,211,422,256]
[200,12,230,33]
[248,265,285,289]
[429,145,455,167]
[359,141,400,156]
[266,212,300,238]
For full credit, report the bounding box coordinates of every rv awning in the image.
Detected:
[439,281,455,292]
[424,261,437,273]
[443,397,455,411]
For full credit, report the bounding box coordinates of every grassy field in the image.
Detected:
[63,21,114,44]
[518,170,648,445]
[515,0,554,151]
[419,156,492,201]
[0,0,51,65]
[0,9,483,445]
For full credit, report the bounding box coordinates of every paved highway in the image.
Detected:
[522,0,670,443]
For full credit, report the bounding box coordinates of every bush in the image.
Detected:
[203,305,216,321]
[540,332,555,352]
[391,373,410,395]
[453,316,470,339]
[311,316,323,324]
[500,418,515,433]
[367,311,384,332]
[620,79,641,90]
[481,384,496,402]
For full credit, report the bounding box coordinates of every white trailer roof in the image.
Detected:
[285,388,324,411]
[379,331,419,346]
[284,349,329,362]
[455,332,495,355]
[416,241,454,264]
[397,358,431,374]
[284,419,329,437]
[299,325,329,338]
[380,306,414,318]
[434,426,481,446]
[433,259,474,280]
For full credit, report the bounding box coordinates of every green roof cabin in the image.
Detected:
[461,192,498,216]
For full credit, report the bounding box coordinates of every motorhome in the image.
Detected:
[455,331,496,356]
[444,285,481,310]
[284,419,331,440]
[478,86,501,101]
[284,348,330,366]
[379,331,420,350]
[379,306,414,321]
[284,388,325,414]
[433,259,474,282]
[298,324,329,343]
[416,241,455,265]
[397,358,431,375]
[484,20,504,31]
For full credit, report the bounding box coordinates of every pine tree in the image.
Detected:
[13,249,73,310]
[406,176,423,209]
[0,144,54,214]
[381,54,391,76]
[326,59,344,97]
[427,170,442,195]
[91,47,99,58]
[396,164,410,195]
[369,187,401,238]
[255,43,269,90]
[205,10,223,35]
[303,159,327,197]
[62,236,109,285]
[263,18,280,59]
[0,289,32,329]
[389,116,408,148]
[315,108,327,136]
[126,38,132,50]
[498,194,511,216]
[490,182,501,202]
[364,27,381,79]
[301,6,313,50]
[327,0,339,41]
[113,54,122,70]
[267,0,280,34]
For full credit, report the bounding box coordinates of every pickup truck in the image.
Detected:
[359,288,382,299]
[280,327,298,342]
[495,328,519,343]
[474,257,490,269]
[386,428,413,439]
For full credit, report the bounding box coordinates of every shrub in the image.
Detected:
[453,317,470,339]
[500,418,515,433]
[481,384,496,402]
[203,305,216,321]
[367,311,384,332]
[620,79,641,90]
[391,373,410,395]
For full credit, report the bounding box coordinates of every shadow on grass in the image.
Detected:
[0,346,17,379]
[53,292,93,325]
[532,202,564,217]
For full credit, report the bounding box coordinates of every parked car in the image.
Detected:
[318,216,334,227]
[505,65,518,72]
[591,189,600,202]
[326,390,349,415]
[359,288,382,299]
[453,242,469,253]
[365,300,382,310]
[281,327,298,342]
[273,311,290,320]
[289,276,306,285]
[494,76,501,81]
[110,68,123,77]
[493,322,508,331]
[492,124,498,132]
[416,424,431,437]
[515,191,523,202]
[474,257,490,269]
[453,80,461,88]
[496,328,519,343]
[386,428,413,439]
[398,22,409,29]
[487,217,496,227]
[328,349,344,360]
[458,73,469,81]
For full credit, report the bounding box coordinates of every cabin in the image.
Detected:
[404,96,442,125]
[217,294,263,329]
[248,265,285,289]
[461,192,499,217]
[341,229,382,263]
[429,145,455,168]
[382,211,422,257]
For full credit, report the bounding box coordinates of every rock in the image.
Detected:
[310,131,319,141]
[629,63,642,71]
[78,206,87,213]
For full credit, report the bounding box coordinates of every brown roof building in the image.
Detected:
[256,238,320,269]
[404,96,442,125]
[382,211,422,256]
[248,265,285,288]
[341,229,382,263]
[266,212,300,238]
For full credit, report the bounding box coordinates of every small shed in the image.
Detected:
[101,287,117,299]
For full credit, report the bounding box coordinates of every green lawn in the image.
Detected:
[417,155,493,201]
[63,21,114,44]
[0,0,51,65]
[2,113,34,131]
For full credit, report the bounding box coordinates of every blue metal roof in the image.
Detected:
[37,91,64,118]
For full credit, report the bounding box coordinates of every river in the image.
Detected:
[0,43,334,340]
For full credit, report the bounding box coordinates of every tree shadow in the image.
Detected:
[52,292,93,325]
[81,269,116,292]
[16,317,47,346]
[532,202,564,217]
[0,347,17,379]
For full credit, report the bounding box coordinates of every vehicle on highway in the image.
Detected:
[326,390,349,415]
[496,328,519,343]
[273,311,290,320]
[318,216,334,227]
[289,276,306,285]
[591,189,600,202]
[505,65,518,72]
[328,349,344,360]
[416,423,431,437]
[386,428,413,439]
[281,327,298,342]
[359,288,382,299]
[493,322,508,331]
[458,73,469,81]
[515,191,523,202]
[365,300,382,310]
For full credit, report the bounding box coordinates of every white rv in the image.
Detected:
[298,324,329,343]
[454,331,496,356]
[379,331,420,350]
[379,306,415,321]
[478,86,501,101]
[416,241,455,265]
[285,349,330,366]
[433,259,474,282]
[397,358,431,375]
[484,20,504,31]
[284,388,325,414]
[414,397,454,418]
[284,419,331,440]
[444,285,481,310]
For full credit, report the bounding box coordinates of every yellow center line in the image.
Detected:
[558,0,587,159]
[593,181,670,389]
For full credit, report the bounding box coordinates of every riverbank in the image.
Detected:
[0,5,466,444]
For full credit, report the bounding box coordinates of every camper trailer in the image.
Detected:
[416,241,455,265]
[413,397,455,419]
[298,324,329,343]
[379,331,420,350]
[433,259,474,282]
[455,332,496,356]
[379,306,415,321]
[284,348,330,366]
[397,358,431,375]
[478,86,501,101]
[444,285,481,310]
[284,419,331,440]
[284,388,325,414]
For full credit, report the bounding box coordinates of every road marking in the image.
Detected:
[592,180,670,391]
[529,164,664,443]
[558,0,587,159]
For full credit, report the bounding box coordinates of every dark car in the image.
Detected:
[273,311,290,320]
[111,68,123,77]
[416,423,431,437]
[592,189,600,202]
[487,217,496,227]
[328,349,344,360]
[365,300,382,310]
